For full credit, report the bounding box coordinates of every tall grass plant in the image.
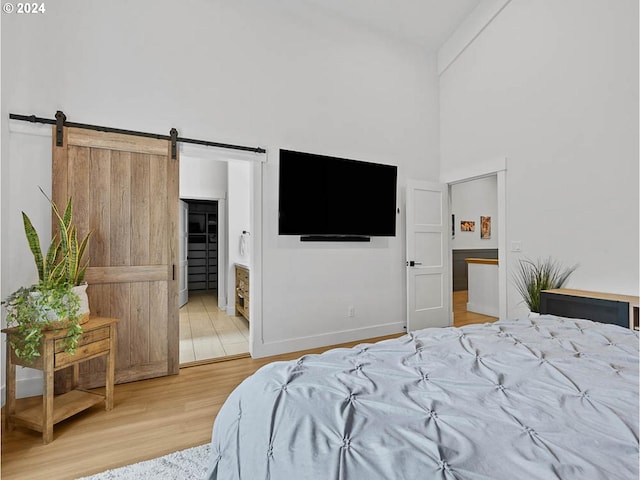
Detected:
[512,257,578,313]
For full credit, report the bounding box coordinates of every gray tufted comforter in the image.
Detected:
[206,316,639,479]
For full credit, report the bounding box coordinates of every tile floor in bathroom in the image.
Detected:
[179,290,249,364]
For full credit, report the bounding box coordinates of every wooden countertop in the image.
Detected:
[542,289,639,307]
[465,258,498,265]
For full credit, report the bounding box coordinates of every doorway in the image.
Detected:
[442,158,508,323]
[450,176,499,327]
[178,148,257,365]
[179,199,249,364]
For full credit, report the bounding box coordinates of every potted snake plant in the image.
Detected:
[3,189,92,363]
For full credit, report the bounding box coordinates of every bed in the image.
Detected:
[205,316,639,479]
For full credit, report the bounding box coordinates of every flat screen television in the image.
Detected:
[278,149,397,240]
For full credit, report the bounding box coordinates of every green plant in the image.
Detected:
[23,187,92,287]
[512,257,578,313]
[3,189,91,363]
[3,282,82,363]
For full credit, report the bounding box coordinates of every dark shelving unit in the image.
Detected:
[187,201,218,291]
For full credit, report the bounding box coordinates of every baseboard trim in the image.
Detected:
[0,375,44,407]
[251,322,406,359]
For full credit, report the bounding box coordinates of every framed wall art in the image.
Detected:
[460,220,475,232]
[481,216,491,239]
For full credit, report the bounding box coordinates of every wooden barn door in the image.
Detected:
[52,127,179,388]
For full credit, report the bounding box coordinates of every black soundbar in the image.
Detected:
[300,235,371,242]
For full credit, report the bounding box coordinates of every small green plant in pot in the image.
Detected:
[3,189,92,363]
[512,257,578,314]
[4,282,82,362]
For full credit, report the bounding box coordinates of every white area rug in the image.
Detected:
[76,444,211,480]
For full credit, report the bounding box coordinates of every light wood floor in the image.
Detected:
[180,291,249,364]
[453,289,497,327]
[1,291,494,480]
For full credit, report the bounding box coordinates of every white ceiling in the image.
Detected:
[300,0,482,50]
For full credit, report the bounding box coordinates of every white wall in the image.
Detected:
[1,125,56,401]
[1,0,440,382]
[180,156,227,201]
[227,161,252,314]
[451,176,498,250]
[440,0,639,318]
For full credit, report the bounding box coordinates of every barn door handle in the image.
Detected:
[172,264,175,280]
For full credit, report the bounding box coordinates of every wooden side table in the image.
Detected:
[3,316,118,443]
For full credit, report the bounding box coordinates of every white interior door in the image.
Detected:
[406,180,451,331]
[178,200,189,307]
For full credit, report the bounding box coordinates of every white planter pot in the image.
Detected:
[72,283,90,316]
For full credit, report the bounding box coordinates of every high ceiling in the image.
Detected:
[301,0,483,50]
